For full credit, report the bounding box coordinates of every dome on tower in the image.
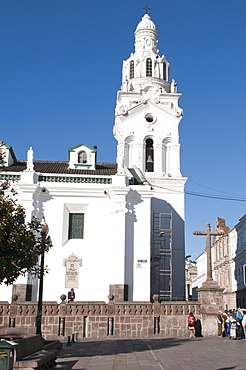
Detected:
[135,14,157,33]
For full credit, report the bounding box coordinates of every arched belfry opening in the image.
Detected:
[78,151,87,164]
[145,138,154,172]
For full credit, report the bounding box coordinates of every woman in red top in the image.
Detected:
[187,312,195,338]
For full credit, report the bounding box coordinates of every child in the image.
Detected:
[187,312,196,338]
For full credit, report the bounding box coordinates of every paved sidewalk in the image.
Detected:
[56,336,246,370]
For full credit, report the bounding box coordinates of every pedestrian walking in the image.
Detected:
[242,312,246,340]
[217,310,223,337]
[187,312,196,338]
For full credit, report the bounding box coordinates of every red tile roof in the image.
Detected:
[4,160,118,176]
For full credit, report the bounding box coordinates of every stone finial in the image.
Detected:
[153,294,159,303]
[60,294,66,303]
[11,294,18,303]
[108,294,114,303]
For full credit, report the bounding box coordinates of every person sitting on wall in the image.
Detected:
[68,288,75,302]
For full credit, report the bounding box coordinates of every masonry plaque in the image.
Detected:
[63,254,82,289]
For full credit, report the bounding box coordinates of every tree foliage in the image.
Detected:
[0,142,52,285]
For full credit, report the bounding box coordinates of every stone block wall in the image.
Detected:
[0,300,202,340]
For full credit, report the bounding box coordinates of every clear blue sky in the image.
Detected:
[1,0,246,259]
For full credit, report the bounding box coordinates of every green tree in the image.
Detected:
[0,142,52,285]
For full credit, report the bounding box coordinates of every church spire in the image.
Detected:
[114,12,183,178]
[120,12,170,94]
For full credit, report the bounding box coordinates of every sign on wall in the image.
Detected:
[63,253,82,289]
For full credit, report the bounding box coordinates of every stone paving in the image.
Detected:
[56,336,246,370]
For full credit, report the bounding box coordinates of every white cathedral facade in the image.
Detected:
[1,13,187,303]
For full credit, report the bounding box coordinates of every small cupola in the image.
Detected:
[0,143,16,167]
[68,144,97,170]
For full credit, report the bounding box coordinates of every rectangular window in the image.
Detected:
[68,213,84,239]
[130,60,134,79]
[243,265,246,285]
[146,58,152,77]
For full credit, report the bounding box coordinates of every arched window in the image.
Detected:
[78,151,87,164]
[130,60,134,79]
[145,138,154,172]
[163,62,166,80]
[146,58,152,77]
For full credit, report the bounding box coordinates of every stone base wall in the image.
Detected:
[12,284,32,302]
[0,301,202,340]
[109,284,128,302]
[197,281,224,337]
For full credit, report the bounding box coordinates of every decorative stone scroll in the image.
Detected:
[63,254,82,289]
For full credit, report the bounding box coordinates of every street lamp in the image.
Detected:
[36,217,49,336]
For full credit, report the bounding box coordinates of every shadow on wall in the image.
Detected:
[151,198,185,300]
[125,189,143,301]
[195,319,203,337]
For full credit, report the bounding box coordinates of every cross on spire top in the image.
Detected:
[142,5,151,14]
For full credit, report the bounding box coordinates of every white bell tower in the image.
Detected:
[113,12,187,300]
[114,13,183,179]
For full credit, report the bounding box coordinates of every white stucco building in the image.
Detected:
[1,13,187,303]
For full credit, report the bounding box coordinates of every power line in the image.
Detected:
[139,168,246,202]
[188,179,246,197]
[150,183,246,202]
[185,191,246,202]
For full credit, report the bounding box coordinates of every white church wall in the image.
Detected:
[39,188,118,302]
[0,284,12,302]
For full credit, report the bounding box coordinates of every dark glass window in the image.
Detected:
[130,60,134,79]
[146,58,152,77]
[68,213,84,239]
[163,62,166,80]
[78,151,87,164]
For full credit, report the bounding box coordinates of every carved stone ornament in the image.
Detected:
[117,105,128,116]
[174,107,183,117]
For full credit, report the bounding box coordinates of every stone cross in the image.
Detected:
[193,223,224,282]
[142,5,151,13]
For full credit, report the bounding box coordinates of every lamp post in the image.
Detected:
[36,217,49,336]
